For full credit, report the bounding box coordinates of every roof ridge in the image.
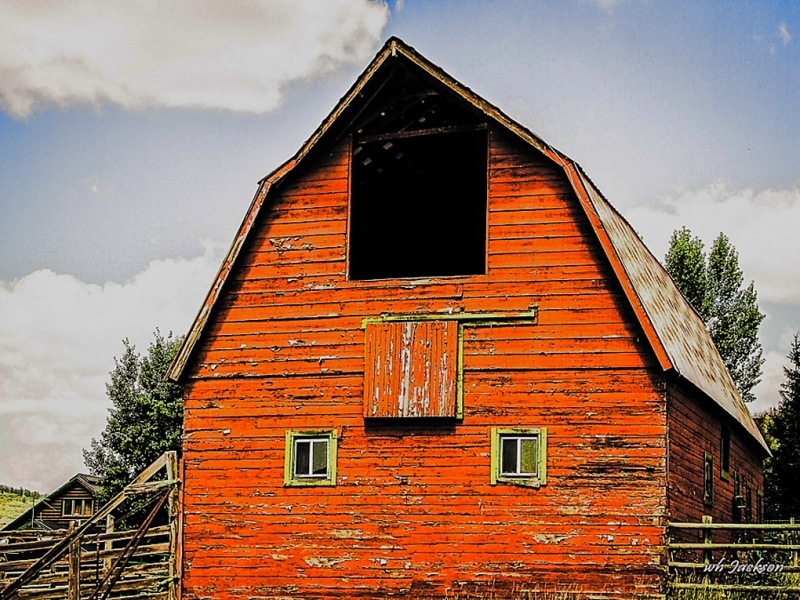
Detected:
[166,36,767,453]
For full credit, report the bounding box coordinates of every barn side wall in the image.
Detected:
[666,386,765,553]
[180,129,669,599]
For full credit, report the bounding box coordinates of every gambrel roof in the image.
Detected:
[168,37,768,452]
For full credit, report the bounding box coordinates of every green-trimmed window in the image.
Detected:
[703,452,714,506]
[756,490,764,523]
[720,425,731,481]
[284,430,337,487]
[490,427,547,487]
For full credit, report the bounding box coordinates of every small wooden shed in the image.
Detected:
[2,474,102,531]
[169,38,768,599]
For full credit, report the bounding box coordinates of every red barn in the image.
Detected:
[169,38,767,599]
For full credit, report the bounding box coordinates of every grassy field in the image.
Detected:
[0,488,41,528]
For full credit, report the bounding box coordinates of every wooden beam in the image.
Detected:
[361,306,537,327]
[356,122,487,144]
[67,522,80,600]
[166,452,180,600]
[670,522,800,530]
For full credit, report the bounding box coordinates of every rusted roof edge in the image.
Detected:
[568,166,768,453]
[167,180,270,382]
[256,39,399,189]
[667,373,771,457]
[565,164,673,371]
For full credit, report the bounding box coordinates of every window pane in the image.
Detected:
[520,438,539,475]
[311,440,328,476]
[501,438,518,475]
[295,440,311,476]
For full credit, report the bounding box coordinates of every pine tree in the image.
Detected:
[763,333,800,519]
[665,230,765,402]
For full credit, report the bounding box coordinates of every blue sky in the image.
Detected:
[1,0,798,491]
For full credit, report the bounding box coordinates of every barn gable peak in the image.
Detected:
[168,37,767,453]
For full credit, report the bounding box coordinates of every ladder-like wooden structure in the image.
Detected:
[0,452,180,600]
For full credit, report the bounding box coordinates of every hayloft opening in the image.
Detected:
[349,127,487,280]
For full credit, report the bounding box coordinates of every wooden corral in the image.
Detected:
[0,453,179,600]
[0,525,172,599]
[168,38,768,599]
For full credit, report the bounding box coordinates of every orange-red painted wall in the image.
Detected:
[666,386,765,558]
[180,130,671,599]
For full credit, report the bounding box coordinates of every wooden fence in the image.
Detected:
[0,525,171,599]
[668,517,800,594]
[0,453,179,600]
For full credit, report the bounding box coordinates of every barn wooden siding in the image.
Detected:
[179,128,668,599]
[666,387,764,551]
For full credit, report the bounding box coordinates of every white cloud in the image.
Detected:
[751,349,788,415]
[626,182,800,412]
[626,182,800,304]
[779,22,792,45]
[0,0,389,118]
[0,240,225,491]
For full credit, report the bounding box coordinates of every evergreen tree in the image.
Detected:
[83,330,184,501]
[665,230,765,402]
[763,333,800,519]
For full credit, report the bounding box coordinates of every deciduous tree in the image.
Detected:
[665,229,765,402]
[83,330,183,501]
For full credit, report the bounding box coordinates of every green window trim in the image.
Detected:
[490,427,547,488]
[756,490,764,523]
[703,451,714,506]
[720,424,731,481]
[284,430,338,487]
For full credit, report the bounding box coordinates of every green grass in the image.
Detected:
[0,489,41,528]
[669,570,800,600]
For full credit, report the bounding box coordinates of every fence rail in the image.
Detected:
[0,452,179,600]
[668,517,800,593]
[0,526,171,599]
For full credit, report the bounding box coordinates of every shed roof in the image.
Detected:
[167,37,768,453]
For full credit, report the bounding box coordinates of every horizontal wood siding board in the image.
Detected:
[667,386,764,530]
[209,291,626,327]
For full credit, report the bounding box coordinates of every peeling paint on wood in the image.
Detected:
[178,127,670,600]
[171,37,767,600]
[364,320,459,418]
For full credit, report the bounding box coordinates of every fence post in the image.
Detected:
[166,451,180,600]
[105,513,115,572]
[68,521,80,600]
[702,515,713,566]
[792,517,798,567]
